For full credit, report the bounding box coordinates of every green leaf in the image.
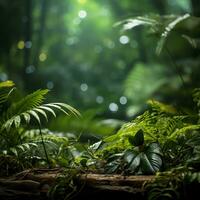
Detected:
[33,108,48,121]
[128,129,144,146]
[116,16,158,31]
[124,149,140,172]
[140,153,156,174]
[14,115,21,128]
[28,110,41,124]
[2,118,14,132]
[123,143,162,174]
[53,103,81,117]
[156,14,190,55]
[39,105,56,117]
[22,113,31,124]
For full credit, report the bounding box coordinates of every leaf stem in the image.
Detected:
[165,46,187,91]
[38,123,51,168]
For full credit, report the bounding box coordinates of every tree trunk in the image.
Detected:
[33,0,48,69]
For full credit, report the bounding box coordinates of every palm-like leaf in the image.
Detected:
[0,88,80,131]
[156,14,190,55]
[118,14,194,55]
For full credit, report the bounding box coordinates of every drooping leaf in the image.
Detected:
[28,110,41,124]
[33,108,48,121]
[116,16,158,31]
[156,14,190,55]
[39,105,56,117]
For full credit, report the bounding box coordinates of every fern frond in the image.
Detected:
[169,124,200,139]
[147,100,177,114]
[118,14,194,55]
[102,100,193,154]
[6,89,49,118]
[124,63,167,116]
[116,16,158,31]
[52,103,80,117]
[1,89,79,131]
[156,14,190,55]
[33,134,69,145]
[10,143,38,156]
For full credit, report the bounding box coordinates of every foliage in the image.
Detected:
[47,169,81,200]
[119,13,200,116]
[49,109,124,142]
[103,130,162,175]
[124,63,168,116]
[0,80,80,175]
[73,91,200,178]
[119,13,200,55]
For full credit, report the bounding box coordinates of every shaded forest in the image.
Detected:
[0,0,200,199]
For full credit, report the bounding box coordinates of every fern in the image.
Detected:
[124,63,169,116]
[0,81,80,172]
[4,128,77,168]
[101,99,198,156]
[156,14,190,55]
[0,89,80,131]
[118,13,194,55]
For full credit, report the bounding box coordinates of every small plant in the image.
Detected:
[0,80,80,175]
[104,129,163,175]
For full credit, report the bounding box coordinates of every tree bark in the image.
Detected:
[0,169,155,200]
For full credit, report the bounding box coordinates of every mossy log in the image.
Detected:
[0,169,155,200]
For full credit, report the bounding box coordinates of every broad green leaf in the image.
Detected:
[140,153,156,174]
[128,129,144,146]
[124,150,140,172]
[123,143,162,174]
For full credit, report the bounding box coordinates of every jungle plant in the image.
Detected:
[117,13,200,55]
[0,80,80,175]
[80,88,200,176]
[118,13,200,116]
[104,129,162,175]
[47,169,82,200]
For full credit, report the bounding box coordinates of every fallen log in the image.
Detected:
[0,169,155,200]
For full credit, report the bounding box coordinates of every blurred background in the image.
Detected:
[0,0,199,139]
